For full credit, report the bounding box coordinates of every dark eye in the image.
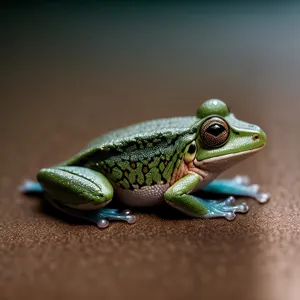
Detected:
[200,117,230,148]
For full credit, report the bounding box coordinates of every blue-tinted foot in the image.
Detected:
[19,180,44,193]
[201,196,249,220]
[49,199,136,228]
[94,208,136,228]
[201,175,270,203]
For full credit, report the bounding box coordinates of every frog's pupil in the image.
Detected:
[188,143,196,154]
[206,124,225,136]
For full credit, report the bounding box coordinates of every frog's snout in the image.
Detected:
[252,129,267,146]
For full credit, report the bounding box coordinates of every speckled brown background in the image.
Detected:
[1,3,300,300]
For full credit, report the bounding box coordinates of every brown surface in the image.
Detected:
[1,4,300,300]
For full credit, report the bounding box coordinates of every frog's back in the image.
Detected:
[63,116,199,166]
[88,116,198,149]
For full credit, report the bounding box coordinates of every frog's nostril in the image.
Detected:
[252,134,260,141]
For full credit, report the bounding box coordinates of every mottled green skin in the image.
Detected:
[61,117,199,189]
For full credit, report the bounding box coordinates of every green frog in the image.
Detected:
[21,99,270,228]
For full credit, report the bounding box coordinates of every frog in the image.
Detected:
[20,99,270,228]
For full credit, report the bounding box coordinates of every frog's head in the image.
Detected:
[188,99,267,175]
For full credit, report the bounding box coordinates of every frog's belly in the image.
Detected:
[115,184,170,207]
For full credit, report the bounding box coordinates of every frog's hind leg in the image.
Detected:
[201,175,270,203]
[36,166,136,228]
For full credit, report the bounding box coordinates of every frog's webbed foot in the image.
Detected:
[50,199,136,228]
[94,208,136,228]
[165,174,249,221]
[201,175,270,204]
[202,196,249,221]
[19,180,44,193]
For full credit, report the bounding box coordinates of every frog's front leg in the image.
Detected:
[201,175,270,203]
[164,173,248,221]
[29,166,136,228]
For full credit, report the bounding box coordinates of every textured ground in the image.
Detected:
[1,4,300,300]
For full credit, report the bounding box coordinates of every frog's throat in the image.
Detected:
[193,145,265,174]
[169,146,265,187]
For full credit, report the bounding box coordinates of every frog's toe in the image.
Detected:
[119,209,137,223]
[224,196,235,205]
[254,192,270,203]
[240,183,270,203]
[233,175,250,186]
[125,214,137,224]
[238,202,249,212]
[224,211,236,221]
[97,219,110,228]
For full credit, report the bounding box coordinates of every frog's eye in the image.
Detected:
[184,141,197,163]
[200,117,230,148]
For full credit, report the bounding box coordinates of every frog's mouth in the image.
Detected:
[194,145,265,173]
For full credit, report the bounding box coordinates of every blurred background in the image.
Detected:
[1,1,300,300]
